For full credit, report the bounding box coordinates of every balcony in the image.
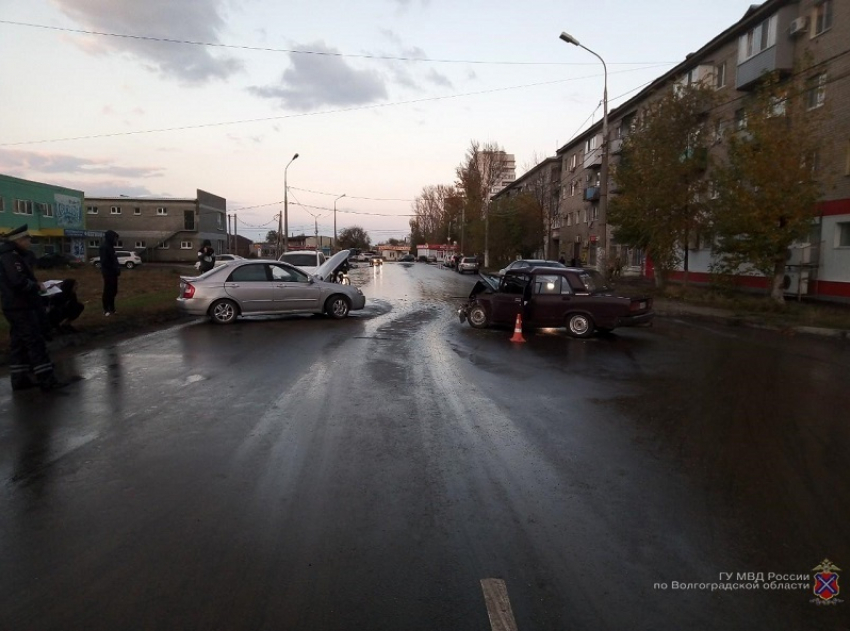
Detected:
[583,147,602,169]
[584,186,600,201]
[609,137,624,155]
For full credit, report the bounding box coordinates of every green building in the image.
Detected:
[0,174,92,260]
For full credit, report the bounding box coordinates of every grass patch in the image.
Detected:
[0,263,193,354]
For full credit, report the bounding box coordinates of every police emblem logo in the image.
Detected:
[812,559,841,606]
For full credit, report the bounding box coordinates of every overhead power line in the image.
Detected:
[0,20,676,67]
[0,63,671,147]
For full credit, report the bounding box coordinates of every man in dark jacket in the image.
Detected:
[0,224,67,391]
[99,229,120,316]
[197,239,215,273]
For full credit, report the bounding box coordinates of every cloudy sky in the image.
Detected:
[1,0,756,243]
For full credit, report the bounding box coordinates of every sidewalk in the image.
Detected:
[652,298,850,339]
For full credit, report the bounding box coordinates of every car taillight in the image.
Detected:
[630,299,647,312]
[182,283,196,299]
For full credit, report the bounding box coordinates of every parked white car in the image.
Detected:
[213,254,245,267]
[90,250,143,269]
[277,250,326,276]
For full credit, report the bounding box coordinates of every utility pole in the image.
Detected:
[284,152,299,254]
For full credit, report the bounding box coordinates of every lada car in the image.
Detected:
[458,267,653,338]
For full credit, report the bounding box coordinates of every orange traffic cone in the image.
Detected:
[510,313,526,343]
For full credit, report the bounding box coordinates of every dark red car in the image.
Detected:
[458,267,653,338]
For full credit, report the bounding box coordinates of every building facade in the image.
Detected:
[551,0,849,298]
[84,189,227,263]
[0,174,89,260]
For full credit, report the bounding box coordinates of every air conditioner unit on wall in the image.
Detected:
[789,17,808,36]
[786,244,812,266]
[783,270,810,295]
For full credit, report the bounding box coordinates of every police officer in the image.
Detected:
[0,225,67,391]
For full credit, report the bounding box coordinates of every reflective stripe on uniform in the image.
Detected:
[32,363,53,375]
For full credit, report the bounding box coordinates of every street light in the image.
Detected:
[559,31,609,275]
[333,193,346,252]
[283,152,299,254]
[303,208,328,265]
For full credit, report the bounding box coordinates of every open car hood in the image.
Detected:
[313,249,351,282]
[468,272,501,299]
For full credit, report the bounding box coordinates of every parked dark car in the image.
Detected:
[399,254,415,262]
[36,253,78,269]
[458,267,653,338]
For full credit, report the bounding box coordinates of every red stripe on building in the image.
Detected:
[811,280,850,299]
[818,199,850,217]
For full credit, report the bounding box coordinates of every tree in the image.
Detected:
[265,230,279,244]
[337,226,371,251]
[608,83,715,288]
[410,185,456,244]
[710,72,823,304]
[455,140,512,264]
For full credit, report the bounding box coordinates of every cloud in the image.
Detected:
[51,0,243,84]
[249,41,388,111]
[0,149,164,179]
[424,68,453,88]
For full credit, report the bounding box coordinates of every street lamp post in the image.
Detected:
[283,153,299,254]
[559,31,609,275]
[333,194,346,252]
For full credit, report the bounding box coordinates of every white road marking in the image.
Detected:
[481,578,519,631]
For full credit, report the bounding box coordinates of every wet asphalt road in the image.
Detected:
[1,262,848,631]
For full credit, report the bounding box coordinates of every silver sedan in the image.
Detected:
[176,253,365,324]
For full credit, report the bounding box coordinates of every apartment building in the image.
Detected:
[552,0,849,299]
[85,189,227,263]
[0,174,87,260]
[492,157,562,259]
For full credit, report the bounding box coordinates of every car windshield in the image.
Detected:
[529,260,565,268]
[280,253,322,267]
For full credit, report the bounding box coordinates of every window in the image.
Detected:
[591,207,599,221]
[87,205,98,214]
[569,181,577,197]
[37,202,54,217]
[806,73,827,110]
[569,154,577,170]
[228,264,269,282]
[134,207,141,215]
[845,140,850,176]
[585,136,598,153]
[88,239,99,248]
[181,241,193,249]
[738,14,777,63]
[271,264,308,283]
[814,0,833,36]
[157,207,167,216]
[0,197,4,212]
[713,119,728,143]
[769,95,787,117]
[216,213,223,229]
[14,199,33,215]
[110,206,121,215]
[837,223,850,247]
[135,241,145,249]
[184,210,195,230]
[714,63,726,89]
[157,241,170,249]
[735,108,748,130]
[566,214,572,227]
[534,275,562,295]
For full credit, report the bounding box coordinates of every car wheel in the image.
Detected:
[566,313,594,338]
[125,261,135,269]
[325,295,350,319]
[467,304,490,329]
[209,299,238,325]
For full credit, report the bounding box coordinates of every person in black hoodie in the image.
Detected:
[0,224,67,391]
[47,278,85,333]
[197,239,215,273]
[99,230,121,316]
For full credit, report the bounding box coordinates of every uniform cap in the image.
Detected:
[3,224,30,241]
